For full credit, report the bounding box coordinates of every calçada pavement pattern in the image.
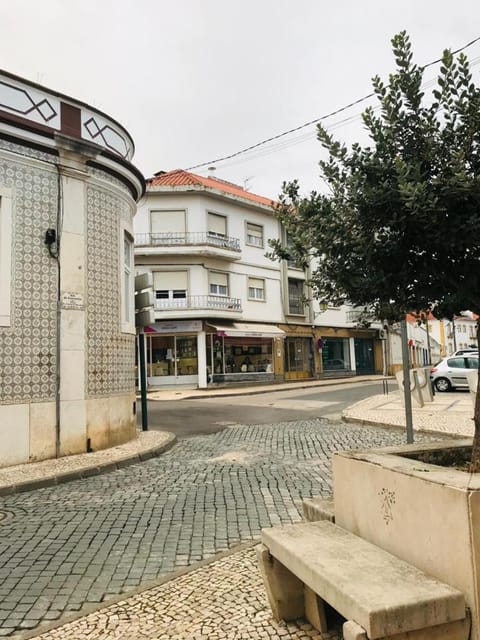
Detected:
[0,419,446,637]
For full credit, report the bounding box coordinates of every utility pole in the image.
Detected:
[135,273,155,431]
[401,318,414,443]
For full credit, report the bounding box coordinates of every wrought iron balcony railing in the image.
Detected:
[155,295,242,312]
[136,232,241,251]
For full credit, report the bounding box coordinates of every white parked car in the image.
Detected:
[452,348,478,356]
[430,355,479,392]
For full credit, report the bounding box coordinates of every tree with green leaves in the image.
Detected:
[270,31,480,470]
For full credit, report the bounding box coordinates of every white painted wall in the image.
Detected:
[135,189,284,323]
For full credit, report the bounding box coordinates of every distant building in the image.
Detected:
[444,314,478,355]
[0,69,144,467]
[134,169,383,388]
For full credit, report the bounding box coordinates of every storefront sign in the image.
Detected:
[209,322,285,339]
[148,320,203,334]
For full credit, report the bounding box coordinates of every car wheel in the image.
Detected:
[434,377,451,392]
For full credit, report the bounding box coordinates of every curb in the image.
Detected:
[0,433,177,497]
[147,375,390,402]
[341,415,468,440]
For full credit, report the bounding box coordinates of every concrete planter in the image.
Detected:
[333,439,480,638]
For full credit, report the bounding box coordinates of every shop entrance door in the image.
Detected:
[285,337,313,380]
[354,338,375,374]
[175,336,198,382]
[147,334,198,386]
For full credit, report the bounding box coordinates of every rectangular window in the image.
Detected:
[288,278,304,315]
[246,222,263,247]
[207,212,227,238]
[248,277,265,301]
[122,231,134,330]
[153,271,188,307]
[150,209,186,243]
[286,231,303,269]
[209,271,228,296]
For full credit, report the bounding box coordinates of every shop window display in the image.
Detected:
[207,335,273,376]
[148,335,198,377]
[321,337,350,371]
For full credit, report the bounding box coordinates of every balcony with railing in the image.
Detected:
[135,232,241,258]
[154,295,242,318]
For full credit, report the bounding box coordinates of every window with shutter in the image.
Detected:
[208,213,227,238]
[209,271,228,296]
[153,271,188,307]
[248,277,265,301]
[246,223,263,247]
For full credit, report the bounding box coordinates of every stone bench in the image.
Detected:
[302,497,335,523]
[258,520,469,640]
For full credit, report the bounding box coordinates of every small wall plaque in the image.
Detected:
[62,292,84,310]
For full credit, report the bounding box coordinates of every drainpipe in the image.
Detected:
[46,166,63,458]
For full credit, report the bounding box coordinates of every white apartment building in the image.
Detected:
[444,314,478,355]
[134,170,383,388]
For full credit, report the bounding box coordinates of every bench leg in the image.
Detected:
[343,620,367,640]
[304,585,328,632]
[256,544,304,621]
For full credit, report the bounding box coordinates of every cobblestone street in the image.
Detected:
[0,419,443,637]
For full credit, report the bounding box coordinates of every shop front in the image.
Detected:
[315,327,382,376]
[206,323,285,384]
[320,336,352,374]
[284,336,315,380]
[354,337,375,374]
[144,320,204,386]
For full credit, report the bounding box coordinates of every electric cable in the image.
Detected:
[185,35,480,173]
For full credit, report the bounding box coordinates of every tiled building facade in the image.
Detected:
[0,70,144,467]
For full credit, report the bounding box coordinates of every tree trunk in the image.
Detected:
[470,320,480,472]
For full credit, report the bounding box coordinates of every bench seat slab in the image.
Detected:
[343,617,470,640]
[261,521,466,639]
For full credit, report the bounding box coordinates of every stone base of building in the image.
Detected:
[0,393,136,469]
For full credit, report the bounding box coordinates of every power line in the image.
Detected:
[214,57,480,171]
[186,34,480,172]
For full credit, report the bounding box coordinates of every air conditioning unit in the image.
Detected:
[378,329,387,340]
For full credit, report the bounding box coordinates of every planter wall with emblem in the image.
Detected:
[333,440,480,638]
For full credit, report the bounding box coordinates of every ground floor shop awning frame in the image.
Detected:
[207,323,285,339]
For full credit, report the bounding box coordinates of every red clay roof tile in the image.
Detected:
[147,169,275,207]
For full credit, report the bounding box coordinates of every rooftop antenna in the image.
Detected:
[243,176,254,191]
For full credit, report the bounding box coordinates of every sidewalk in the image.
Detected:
[344,388,474,437]
[0,430,176,497]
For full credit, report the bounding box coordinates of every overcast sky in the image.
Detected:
[1,0,480,199]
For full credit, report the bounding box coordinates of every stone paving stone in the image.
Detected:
[30,547,341,640]
[0,419,448,636]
